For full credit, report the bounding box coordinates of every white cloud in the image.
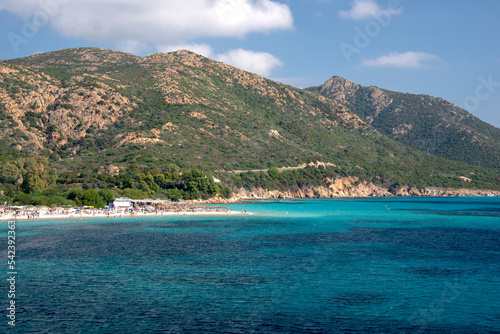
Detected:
[1,0,291,75]
[339,0,402,20]
[216,48,283,76]
[0,0,293,45]
[361,51,444,69]
[160,44,283,77]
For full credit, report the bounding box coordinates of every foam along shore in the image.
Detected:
[0,205,249,221]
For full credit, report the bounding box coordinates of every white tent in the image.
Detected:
[112,197,132,209]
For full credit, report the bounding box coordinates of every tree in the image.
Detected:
[98,189,115,205]
[68,188,85,202]
[46,168,58,187]
[14,192,31,205]
[0,162,22,184]
[139,180,150,192]
[120,188,147,199]
[82,189,105,208]
[268,167,280,178]
[21,169,47,194]
[164,164,180,174]
[154,174,166,188]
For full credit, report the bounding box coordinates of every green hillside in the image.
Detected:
[308,76,500,169]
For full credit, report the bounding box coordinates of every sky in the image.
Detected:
[0,0,499,127]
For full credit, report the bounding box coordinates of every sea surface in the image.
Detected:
[1,197,500,333]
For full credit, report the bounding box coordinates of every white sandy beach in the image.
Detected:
[0,208,250,221]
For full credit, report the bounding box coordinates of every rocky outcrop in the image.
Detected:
[97,165,121,176]
[390,186,500,197]
[366,86,393,113]
[318,76,361,102]
[0,63,133,150]
[316,76,392,114]
[196,177,500,204]
[232,178,390,200]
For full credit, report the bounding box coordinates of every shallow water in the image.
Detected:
[2,197,499,333]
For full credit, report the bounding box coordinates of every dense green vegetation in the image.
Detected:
[224,162,500,193]
[1,151,498,208]
[0,154,231,207]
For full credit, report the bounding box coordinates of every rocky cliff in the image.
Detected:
[197,177,500,204]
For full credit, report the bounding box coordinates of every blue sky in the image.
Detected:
[1,0,499,127]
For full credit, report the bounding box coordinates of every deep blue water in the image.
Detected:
[2,197,500,333]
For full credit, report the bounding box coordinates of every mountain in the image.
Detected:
[307,76,500,169]
[1,48,405,170]
[2,48,369,170]
[0,48,498,198]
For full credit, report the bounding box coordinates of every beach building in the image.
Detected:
[112,197,132,209]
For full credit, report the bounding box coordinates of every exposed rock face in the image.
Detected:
[233,177,391,200]
[366,86,393,113]
[97,165,121,176]
[316,76,393,115]
[0,62,133,150]
[201,177,500,203]
[390,186,500,197]
[318,76,361,102]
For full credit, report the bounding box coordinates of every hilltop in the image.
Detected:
[307,76,500,169]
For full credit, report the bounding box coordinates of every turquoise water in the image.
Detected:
[2,197,499,333]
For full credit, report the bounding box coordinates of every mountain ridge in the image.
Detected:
[307,76,500,168]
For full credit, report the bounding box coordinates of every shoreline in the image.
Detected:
[2,189,498,221]
[0,210,250,221]
[2,194,498,221]
[195,193,500,205]
[196,185,500,204]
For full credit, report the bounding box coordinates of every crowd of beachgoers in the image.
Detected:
[0,204,243,221]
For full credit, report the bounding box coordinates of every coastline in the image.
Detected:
[2,190,498,221]
[0,210,249,221]
[2,180,498,221]
[192,183,500,204]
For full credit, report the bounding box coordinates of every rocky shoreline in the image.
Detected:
[191,177,500,204]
